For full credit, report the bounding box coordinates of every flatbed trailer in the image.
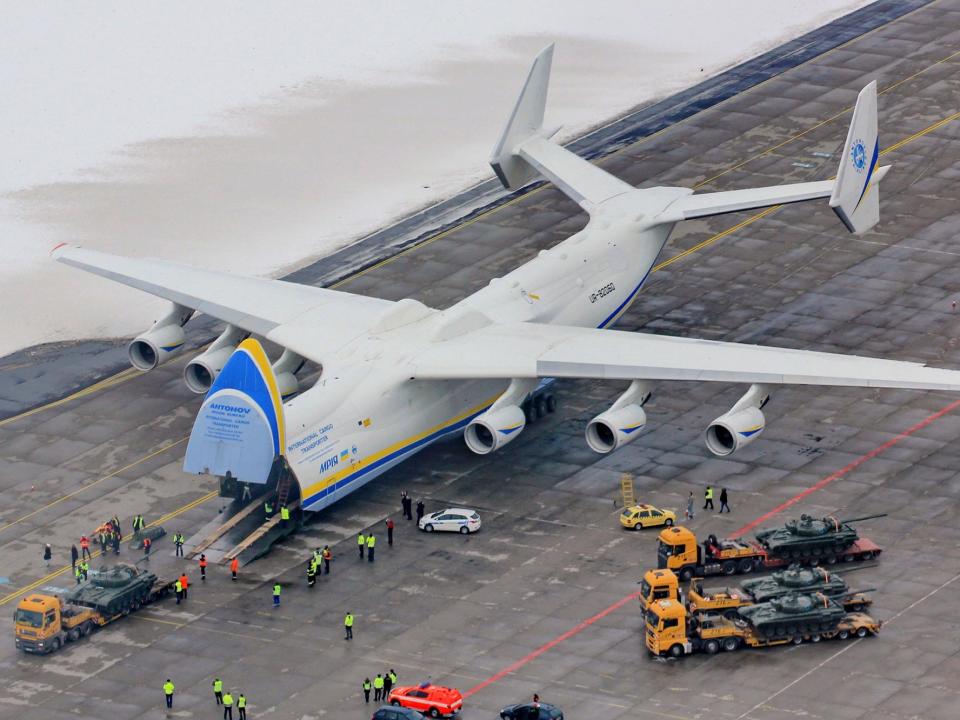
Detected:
[645,598,881,658]
[657,526,882,581]
[14,574,175,654]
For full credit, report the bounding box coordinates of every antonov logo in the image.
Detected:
[850,139,866,173]
[209,403,251,414]
[319,454,339,473]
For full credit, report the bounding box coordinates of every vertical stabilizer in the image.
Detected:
[830,81,889,234]
[184,338,286,483]
[490,44,554,190]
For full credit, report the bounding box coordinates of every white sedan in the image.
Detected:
[418,508,482,534]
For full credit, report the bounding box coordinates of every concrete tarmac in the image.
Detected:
[3,1,960,718]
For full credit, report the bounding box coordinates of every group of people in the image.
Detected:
[400,491,426,523]
[362,669,399,703]
[306,545,333,586]
[685,486,732,519]
[162,678,247,719]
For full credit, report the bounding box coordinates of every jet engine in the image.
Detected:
[183,325,248,394]
[465,405,526,455]
[585,380,652,454]
[705,384,770,457]
[128,303,194,371]
[271,348,306,398]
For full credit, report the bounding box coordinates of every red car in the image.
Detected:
[388,682,463,718]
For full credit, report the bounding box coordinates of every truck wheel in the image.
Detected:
[546,395,557,413]
[523,402,536,424]
[722,637,739,652]
[738,559,754,574]
[535,398,546,419]
[722,561,736,575]
[856,626,868,638]
[811,634,821,643]
[704,639,720,655]
[838,629,850,640]
[679,567,694,582]
[842,554,854,563]
[861,551,875,561]
[792,635,803,645]
[67,628,81,643]
[81,622,93,637]
[51,637,61,652]
[669,644,684,658]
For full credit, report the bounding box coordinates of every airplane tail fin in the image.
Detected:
[829,81,890,234]
[489,44,633,211]
[489,44,556,191]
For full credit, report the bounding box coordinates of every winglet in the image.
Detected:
[490,44,555,190]
[829,81,889,234]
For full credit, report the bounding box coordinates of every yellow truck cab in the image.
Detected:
[657,526,762,580]
[639,569,679,611]
[640,568,749,617]
[645,598,744,657]
[14,594,97,654]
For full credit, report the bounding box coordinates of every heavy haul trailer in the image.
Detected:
[644,598,881,658]
[657,526,882,581]
[13,564,175,655]
[638,568,873,616]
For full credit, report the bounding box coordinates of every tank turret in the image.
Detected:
[754,513,885,561]
[66,563,157,615]
[737,592,846,638]
[741,564,849,602]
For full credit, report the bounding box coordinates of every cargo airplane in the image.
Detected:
[54,46,960,512]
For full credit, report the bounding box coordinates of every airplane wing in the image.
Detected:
[408,321,960,392]
[53,245,394,360]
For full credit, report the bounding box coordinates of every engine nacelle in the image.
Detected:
[128,303,193,371]
[586,404,647,454]
[271,348,306,399]
[464,405,526,455]
[705,384,770,456]
[183,325,248,394]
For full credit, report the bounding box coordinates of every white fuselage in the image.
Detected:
[286,188,688,511]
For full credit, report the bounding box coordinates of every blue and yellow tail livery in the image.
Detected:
[183,338,286,483]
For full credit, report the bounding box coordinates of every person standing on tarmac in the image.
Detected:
[389,669,398,691]
[174,578,183,605]
[222,690,234,720]
[280,504,290,528]
[273,582,282,608]
[367,533,376,563]
[416,500,425,523]
[143,536,152,560]
[199,554,207,581]
[322,546,332,574]
[231,556,239,581]
[80,534,91,560]
[237,692,247,720]
[363,678,372,703]
[686,491,695,521]
[43,544,52,568]
[344,612,354,640]
[212,678,224,705]
[719,487,731,513]
[174,532,185,557]
[383,668,393,696]
[704,486,714,510]
[179,573,189,600]
[373,673,384,702]
[163,679,175,709]
[307,559,316,588]
[357,532,366,559]
[70,544,79,572]
[386,518,394,546]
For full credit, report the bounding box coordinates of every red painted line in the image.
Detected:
[730,397,960,538]
[460,396,960,699]
[462,590,643,698]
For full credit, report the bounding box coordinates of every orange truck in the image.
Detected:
[644,597,880,658]
[657,526,881,581]
[638,568,872,617]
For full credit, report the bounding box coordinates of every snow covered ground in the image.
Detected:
[0,0,871,357]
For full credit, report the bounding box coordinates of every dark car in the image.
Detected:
[373,707,425,720]
[500,703,563,720]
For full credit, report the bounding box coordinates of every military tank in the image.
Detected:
[66,564,158,616]
[741,565,849,603]
[737,592,846,638]
[754,513,885,561]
